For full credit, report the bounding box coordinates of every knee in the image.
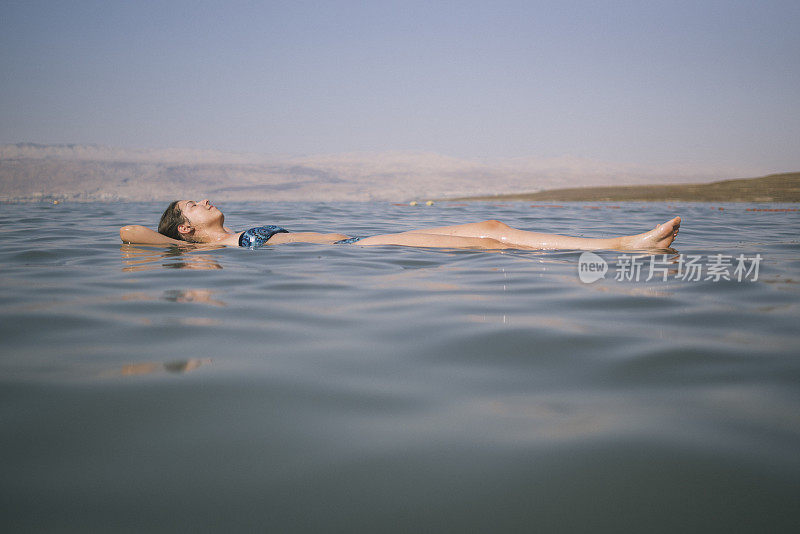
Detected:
[481,219,509,231]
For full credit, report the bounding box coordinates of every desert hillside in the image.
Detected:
[448,173,800,202]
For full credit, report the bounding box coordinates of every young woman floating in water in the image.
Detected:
[119,199,681,251]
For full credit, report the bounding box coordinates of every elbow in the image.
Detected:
[120,225,141,243]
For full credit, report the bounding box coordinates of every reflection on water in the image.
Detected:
[120,244,223,271]
[162,289,226,306]
[7,289,226,314]
[121,358,212,376]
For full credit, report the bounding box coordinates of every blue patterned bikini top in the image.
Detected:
[238,225,289,248]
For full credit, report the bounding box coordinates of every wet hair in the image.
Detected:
[158,200,191,241]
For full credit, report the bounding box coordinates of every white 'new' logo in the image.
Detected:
[578,252,607,283]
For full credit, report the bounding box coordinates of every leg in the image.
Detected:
[370,217,681,250]
[356,233,516,249]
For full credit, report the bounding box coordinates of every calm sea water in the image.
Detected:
[1,201,799,533]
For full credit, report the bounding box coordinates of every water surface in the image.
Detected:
[1,201,798,532]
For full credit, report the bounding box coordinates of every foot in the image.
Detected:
[620,216,681,250]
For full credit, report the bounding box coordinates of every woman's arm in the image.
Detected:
[120,225,185,245]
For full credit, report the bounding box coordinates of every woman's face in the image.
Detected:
[179,199,223,229]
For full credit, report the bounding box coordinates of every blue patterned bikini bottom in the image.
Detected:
[334,236,364,244]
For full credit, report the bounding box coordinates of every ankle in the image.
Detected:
[615,236,631,250]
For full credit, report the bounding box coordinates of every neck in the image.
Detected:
[194,224,233,243]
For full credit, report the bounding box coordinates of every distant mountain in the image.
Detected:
[449,173,800,202]
[0,143,770,202]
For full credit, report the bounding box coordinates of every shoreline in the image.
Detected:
[444,172,800,203]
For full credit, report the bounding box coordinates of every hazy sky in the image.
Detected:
[1,0,798,171]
